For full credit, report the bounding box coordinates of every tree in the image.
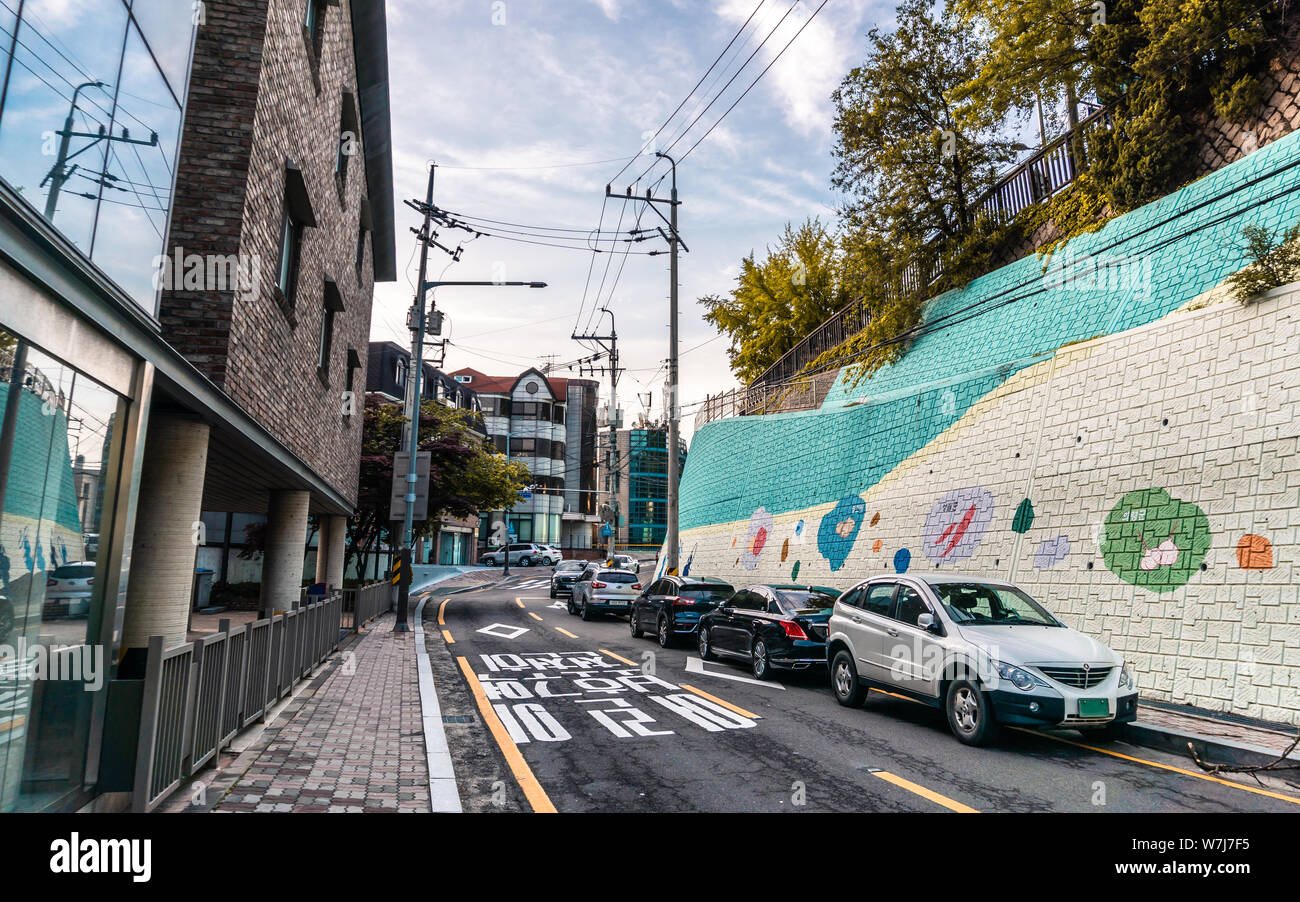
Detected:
[831,0,1019,247]
[347,395,529,580]
[1089,0,1286,211]
[699,218,847,385]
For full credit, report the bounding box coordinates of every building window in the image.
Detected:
[277,207,303,304]
[305,0,322,42]
[355,224,367,274]
[318,308,334,372]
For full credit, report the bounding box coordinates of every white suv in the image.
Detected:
[826,573,1137,746]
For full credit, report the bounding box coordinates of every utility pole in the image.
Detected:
[41,80,158,224]
[606,151,687,572]
[573,308,622,560]
[393,163,437,633]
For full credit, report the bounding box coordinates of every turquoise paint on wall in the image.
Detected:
[0,388,82,533]
[681,129,1300,532]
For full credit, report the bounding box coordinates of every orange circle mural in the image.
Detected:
[1236,534,1273,569]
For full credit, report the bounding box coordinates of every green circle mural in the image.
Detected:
[1101,488,1212,592]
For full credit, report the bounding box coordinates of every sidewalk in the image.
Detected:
[160,613,433,813]
[1123,699,1300,769]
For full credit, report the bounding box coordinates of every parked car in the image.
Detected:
[480,543,553,567]
[550,560,587,598]
[610,553,639,573]
[630,575,734,647]
[826,573,1138,746]
[43,561,96,619]
[541,545,563,564]
[569,567,641,620]
[697,584,840,680]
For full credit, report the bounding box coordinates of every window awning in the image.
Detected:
[284,159,318,227]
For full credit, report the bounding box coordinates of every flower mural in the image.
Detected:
[1033,535,1070,569]
[817,495,866,572]
[741,507,773,571]
[921,487,995,565]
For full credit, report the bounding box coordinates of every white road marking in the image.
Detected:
[477,623,531,639]
[683,655,786,690]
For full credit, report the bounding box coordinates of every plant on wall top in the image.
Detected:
[1226,221,1300,303]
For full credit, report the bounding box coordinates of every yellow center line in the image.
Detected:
[0,715,26,734]
[1012,727,1300,806]
[871,687,924,704]
[441,629,455,644]
[679,684,760,720]
[456,656,556,814]
[528,612,543,622]
[554,627,578,639]
[515,598,525,609]
[437,598,449,626]
[872,770,979,813]
[599,649,636,666]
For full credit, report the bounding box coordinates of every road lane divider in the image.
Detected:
[438,598,450,625]
[599,649,636,666]
[1012,727,1300,806]
[441,629,455,644]
[869,769,978,813]
[679,684,760,720]
[555,627,578,639]
[528,612,543,622]
[515,598,525,608]
[456,656,557,814]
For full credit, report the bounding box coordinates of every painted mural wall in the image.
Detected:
[676,129,1300,725]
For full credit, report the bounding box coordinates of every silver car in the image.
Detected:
[827,573,1137,746]
[43,561,96,619]
[568,568,642,621]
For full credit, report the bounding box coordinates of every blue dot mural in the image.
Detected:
[817,495,866,572]
[893,548,911,573]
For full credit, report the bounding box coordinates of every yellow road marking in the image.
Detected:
[0,715,26,734]
[441,629,455,644]
[872,770,978,813]
[515,598,525,609]
[600,649,636,666]
[871,687,923,704]
[679,684,760,720]
[1012,727,1300,806]
[456,657,556,814]
[528,612,543,622]
[555,627,578,639]
[438,598,449,625]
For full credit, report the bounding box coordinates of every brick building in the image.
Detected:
[0,0,394,811]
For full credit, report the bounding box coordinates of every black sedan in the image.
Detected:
[697,584,840,680]
[549,560,589,598]
[630,575,734,647]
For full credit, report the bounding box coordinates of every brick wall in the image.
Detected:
[677,129,1300,724]
[161,0,376,506]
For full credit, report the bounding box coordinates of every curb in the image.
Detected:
[1121,720,1300,770]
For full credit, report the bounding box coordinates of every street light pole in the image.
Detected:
[657,152,683,575]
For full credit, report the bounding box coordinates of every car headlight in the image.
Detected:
[996,662,1039,692]
[1118,663,1135,691]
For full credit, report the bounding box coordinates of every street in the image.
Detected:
[425,576,1300,814]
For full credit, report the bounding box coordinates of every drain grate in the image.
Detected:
[442,715,475,724]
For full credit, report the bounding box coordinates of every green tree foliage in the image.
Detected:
[1226,220,1300,302]
[831,0,1020,244]
[699,218,847,385]
[1090,0,1286,210]
[347,396,529,579]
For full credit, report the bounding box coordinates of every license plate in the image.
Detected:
[1078,698,1109,717]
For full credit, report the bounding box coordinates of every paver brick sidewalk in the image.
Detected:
[160,612,430,813]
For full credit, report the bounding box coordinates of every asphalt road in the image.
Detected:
[424,574,1300,814]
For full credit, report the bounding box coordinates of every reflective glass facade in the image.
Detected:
[0,0,195,314]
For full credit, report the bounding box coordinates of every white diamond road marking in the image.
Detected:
[477,623,531,640]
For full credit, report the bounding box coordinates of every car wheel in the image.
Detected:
[831,650,866,707]
[657,615,672,648]
[567,597,577,615]
[698,626,715,660]
[630,609,643,638]
[945,679,1000,746]
[520,556,533,567]
[549,587,557,599]
[0,599,12,643]
[751,638,772,680]
[581,599,593,621]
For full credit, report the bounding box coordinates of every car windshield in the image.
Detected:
[555,561,585,572]
[679,583,733,601]
[52,564,94,579]
[597,571,637,583]
[773,589,838,614]
[928,582,1061,627]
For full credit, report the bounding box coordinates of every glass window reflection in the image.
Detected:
[0,325,122,812]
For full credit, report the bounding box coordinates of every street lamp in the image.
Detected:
[392,278,547,633]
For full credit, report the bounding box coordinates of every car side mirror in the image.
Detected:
[917,612,940,634]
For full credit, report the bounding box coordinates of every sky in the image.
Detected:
[373,0,894,442]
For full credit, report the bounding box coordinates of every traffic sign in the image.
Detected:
[390,451,431,520]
